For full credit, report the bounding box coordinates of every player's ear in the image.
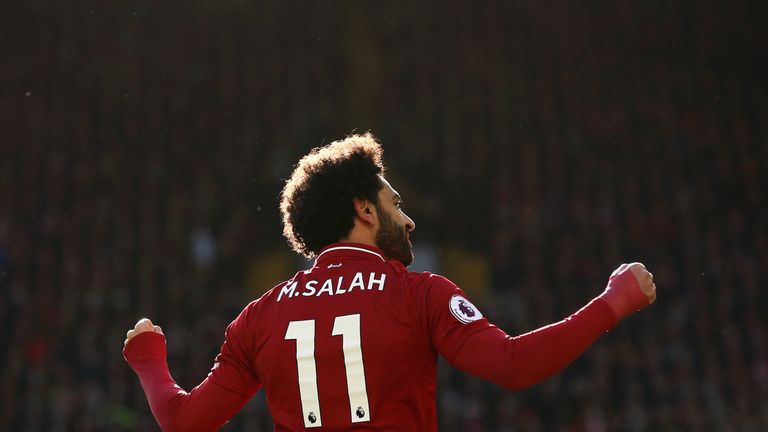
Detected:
[353,197,377,226]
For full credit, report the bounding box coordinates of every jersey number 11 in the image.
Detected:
[285,314,371,428]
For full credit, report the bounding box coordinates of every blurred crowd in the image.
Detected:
[1,1,766,431]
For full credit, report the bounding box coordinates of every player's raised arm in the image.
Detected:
[442,263,656,390]
[123,317,259,432]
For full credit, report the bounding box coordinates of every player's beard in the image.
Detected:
[375,207,413,267]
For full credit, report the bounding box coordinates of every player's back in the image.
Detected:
[249,244,440,431]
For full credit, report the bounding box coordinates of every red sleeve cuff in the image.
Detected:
[592,297,620,329]
[123,331,167,364]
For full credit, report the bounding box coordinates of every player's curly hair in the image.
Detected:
[280,133,385,258]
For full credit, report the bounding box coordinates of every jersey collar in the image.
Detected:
[314,243,387,265]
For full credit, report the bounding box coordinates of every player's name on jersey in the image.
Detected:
[277,272,387,302]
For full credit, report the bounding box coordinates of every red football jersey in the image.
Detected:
[208,243,492,431]
[124,241,619,431]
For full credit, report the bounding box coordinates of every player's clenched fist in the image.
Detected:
[599,262,657,320]
[124,318,164,347]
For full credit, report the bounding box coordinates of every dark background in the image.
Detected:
[1,1,767,430]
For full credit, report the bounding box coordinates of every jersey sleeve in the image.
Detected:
[416,273,496,362]
[450,297,617,389]
[207,301,262,396]
[123,332,255,431]
[413,272,618,390]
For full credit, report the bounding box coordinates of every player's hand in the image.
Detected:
[124,318,164,347]
[599,262,656,320]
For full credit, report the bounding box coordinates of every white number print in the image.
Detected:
[332,314,371,423]
[284,320,323,427]
[284,314,371,428]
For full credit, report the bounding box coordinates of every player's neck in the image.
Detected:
[340,224,378,249]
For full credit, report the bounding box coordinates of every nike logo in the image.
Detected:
[327,263,343,269]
